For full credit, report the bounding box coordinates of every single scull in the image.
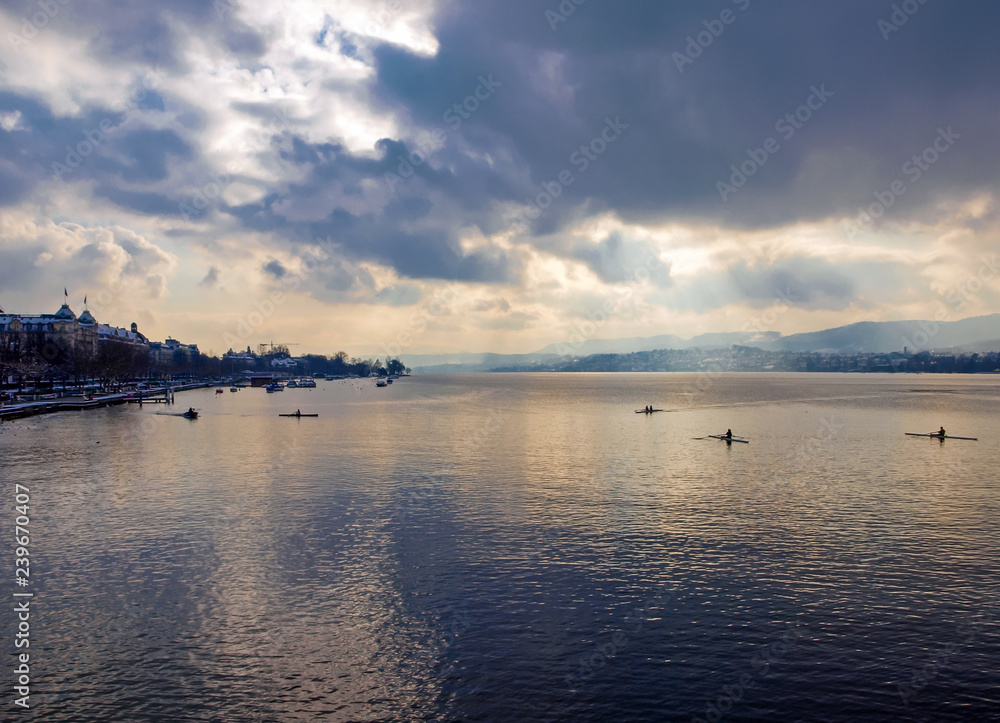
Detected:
[905,432,977,441]
[708,434,749,444]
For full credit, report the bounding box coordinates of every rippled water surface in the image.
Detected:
[2,373,999,721]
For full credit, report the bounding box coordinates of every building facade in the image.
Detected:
[0,299,148,369]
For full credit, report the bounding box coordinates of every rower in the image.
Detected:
[296,409,301,416]
[938,426,946,437]
[725,429,733,439]
[188,407,195,415]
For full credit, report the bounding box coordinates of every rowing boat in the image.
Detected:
[708,434,748,443]
[635,409,665,414]
[279,413,319,417]
[905,432,977,441]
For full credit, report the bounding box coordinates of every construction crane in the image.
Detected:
[257,341,300,356]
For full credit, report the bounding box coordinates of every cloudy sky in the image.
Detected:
[1,0,999,356]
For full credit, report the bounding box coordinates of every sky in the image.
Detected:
[1,0,999,357]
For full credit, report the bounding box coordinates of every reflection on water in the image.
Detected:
[2,373,999,721]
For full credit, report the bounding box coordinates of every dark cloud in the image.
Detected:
[570,231,671,286]
[199,266,220,288]
[660,257,915,313]
[728,258,856,310]
[116,128,191,183]
[366,0,1000,232]
[5,0,1000,308]
[263,259,287,279]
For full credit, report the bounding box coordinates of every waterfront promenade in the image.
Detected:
[0,382,214,421]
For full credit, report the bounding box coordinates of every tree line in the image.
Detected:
[1,331,409,394]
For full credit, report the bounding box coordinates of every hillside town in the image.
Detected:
[490,345,1000,374]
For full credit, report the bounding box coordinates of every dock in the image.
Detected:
[0,394,129,421]
[0,382,215,421]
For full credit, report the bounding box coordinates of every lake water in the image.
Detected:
[2,373,998,721]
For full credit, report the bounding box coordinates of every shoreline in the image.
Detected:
[0,382,214,422]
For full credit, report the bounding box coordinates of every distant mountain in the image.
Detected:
[534,330,780,355]
[941,338,1000,354]
[395,351,560,373]
[766,314,1000,353]
[403,313,999,372]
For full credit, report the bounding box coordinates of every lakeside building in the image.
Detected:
[148,338,200,366]
[0,295,195,371]
[0,299,146,361]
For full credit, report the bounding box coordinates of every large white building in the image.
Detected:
[0,296,148,366]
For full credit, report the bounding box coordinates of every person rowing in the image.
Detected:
[296,409,301,416]
[724,429,733,439]
[937,426,946,437]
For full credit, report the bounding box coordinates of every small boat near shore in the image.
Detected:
[279,412,318,417]
[182,409,199,419]
[635,409,664,414]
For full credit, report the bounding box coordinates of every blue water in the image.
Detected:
[2,373,998,720]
